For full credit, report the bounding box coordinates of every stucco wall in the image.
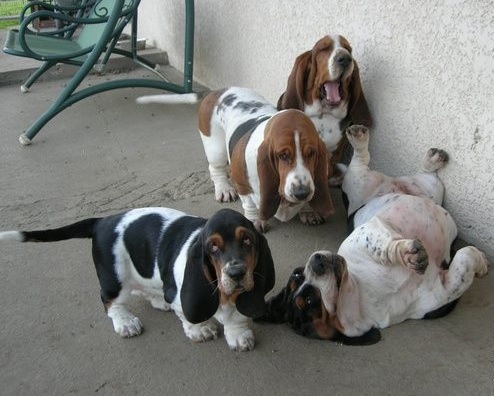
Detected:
[138,0,494,260]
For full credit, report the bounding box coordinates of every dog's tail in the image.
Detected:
[0,218,100,243]
[136,91,209,105]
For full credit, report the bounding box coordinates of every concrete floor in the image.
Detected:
[0,53,492,395]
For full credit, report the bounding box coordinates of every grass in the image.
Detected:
[0,0,26,29]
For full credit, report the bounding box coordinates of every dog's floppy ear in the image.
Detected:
[256,267,305,323]
[309,139,335,217]
[180,234,219,324]
[277,51,311,110]
[347,62,372,127]
[236,230,275,318]
[257,136,281,221]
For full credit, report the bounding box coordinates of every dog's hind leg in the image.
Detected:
[442,246,488,301]
[342,125,390,214]
[200,129,238,202]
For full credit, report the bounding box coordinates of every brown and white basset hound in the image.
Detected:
[0,208,275,351]
[137,87,335,232]
[277,35,373,185]
[260,125,488,344]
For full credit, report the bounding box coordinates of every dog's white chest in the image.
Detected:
[304,102,347,152]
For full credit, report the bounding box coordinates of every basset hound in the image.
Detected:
[0,207,275,351]
[277,35,373,185]
[137,87,335,232]
[261,125,488,344]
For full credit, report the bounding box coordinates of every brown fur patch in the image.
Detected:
[230,133,254,195]
[198,89,227,136]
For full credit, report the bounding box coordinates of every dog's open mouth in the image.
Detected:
[320,81,342,106]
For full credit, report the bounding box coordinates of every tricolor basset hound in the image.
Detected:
[0,208,275,351]
[261,125,488,344]
[277,35,373,185]
[137,87,335,232]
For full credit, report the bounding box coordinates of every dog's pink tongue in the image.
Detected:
[324,81,341,104]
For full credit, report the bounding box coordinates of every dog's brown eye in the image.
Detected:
[210,244,220,254]
[278,152,289,161]
[243,237,252,246]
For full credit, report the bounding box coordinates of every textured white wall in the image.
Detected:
[138,0,494,260]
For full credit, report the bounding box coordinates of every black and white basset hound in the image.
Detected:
[0,208,275,351]
[260,125,488,344]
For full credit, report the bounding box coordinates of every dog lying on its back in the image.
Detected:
[0,208,275,351]
[260,125,488,344]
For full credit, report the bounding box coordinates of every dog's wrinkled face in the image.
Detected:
[266,110,325,205]
[303,250,348,316]
[260,251,381,345]
[204,214,258,296]
[262,266,337,340]
[312,35,355,108]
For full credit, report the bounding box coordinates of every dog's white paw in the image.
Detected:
[225,328,255,351]
[107,305,143,337]
[214,182,238,202]
[346,125,369,150]
[184,321,219,343]
[464,246,489,278]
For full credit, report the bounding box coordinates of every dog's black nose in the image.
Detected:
[336,54,352,68]
[293,186,311,201]
[226,262,247,281]
[310,253,328,276]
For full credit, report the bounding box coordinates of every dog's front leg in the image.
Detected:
[239,194,269,233]
[200,133,238,202]
[217,303,255,351]
[174,310,219,343]
[342,217,429,274]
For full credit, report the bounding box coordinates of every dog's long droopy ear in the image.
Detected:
[309,139,335,217]
[347,62,372,127]
[236,230,275,318]
[255,266,305,323]
[180,234,219,324]
[257,136,281,221]
[277,51,312,110]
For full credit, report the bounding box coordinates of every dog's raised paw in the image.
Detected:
[346,125,370,149]
[423,148,449,172]
[402,239,429,274]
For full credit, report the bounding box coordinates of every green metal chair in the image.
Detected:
[2,0,195,145]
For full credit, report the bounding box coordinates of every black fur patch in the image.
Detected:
[234,101,267,113]
[228,115,270,158]
[92,213,127,304]
[158,216,207,303]
[124,214,165,279]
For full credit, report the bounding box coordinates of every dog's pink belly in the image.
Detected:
[368,194,456,265]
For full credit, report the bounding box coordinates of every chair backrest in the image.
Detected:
[75,0,137,49]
